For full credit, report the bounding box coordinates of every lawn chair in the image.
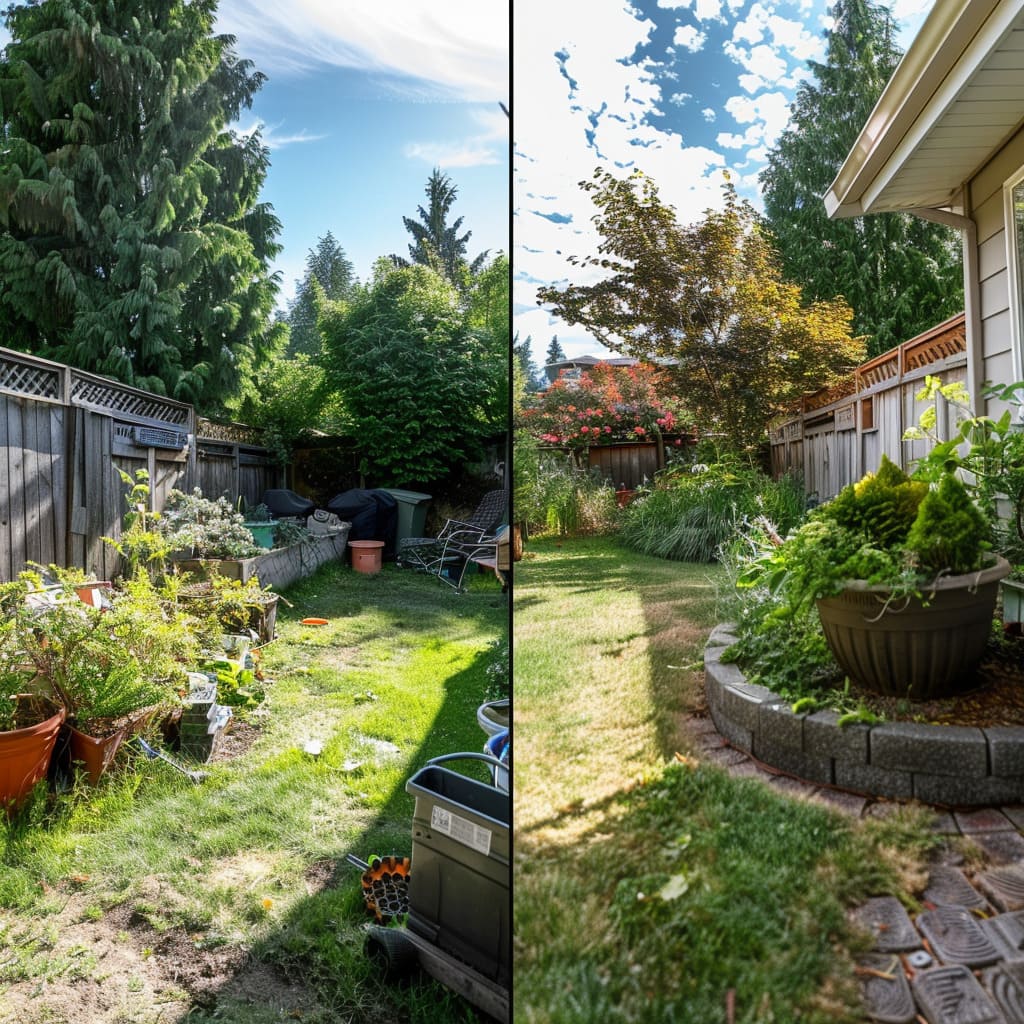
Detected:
[397,489,508,591]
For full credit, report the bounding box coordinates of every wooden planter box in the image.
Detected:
[173,526,350,591]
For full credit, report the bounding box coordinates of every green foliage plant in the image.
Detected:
[319,261,498,486]
[904,376,1024,569]
[537,169,865,449]
[726,455,994,703]
[760,0,962,357]
[0,0,285,412]
[158,489,263,560]
[620,462,806,563]
[103,468,170,580]
[8,566,198,734]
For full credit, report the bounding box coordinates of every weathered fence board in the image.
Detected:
[588,442,663,490]
[0,348,285,582]
[770,314,969,500]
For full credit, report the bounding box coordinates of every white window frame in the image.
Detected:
[1002,166,1024,395]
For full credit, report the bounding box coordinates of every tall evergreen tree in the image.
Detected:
[393,168,488,287]
[513,333,545,393]
[0,0,285,412]
[545,336,566,366]
[760,0,962,357]
[286,231,356,356]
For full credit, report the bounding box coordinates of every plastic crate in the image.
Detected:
[405,754,510,987]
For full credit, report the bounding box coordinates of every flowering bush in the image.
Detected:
[520,362,687,449]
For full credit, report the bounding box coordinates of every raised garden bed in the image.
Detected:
[173,526,350,590]
[704,624,1024,807]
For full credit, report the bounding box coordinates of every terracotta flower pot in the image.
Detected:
[0,695,65,812]
[816,556,1012,699]
[61,722,131,786]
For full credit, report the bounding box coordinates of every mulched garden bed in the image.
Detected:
[850,634,1024,727]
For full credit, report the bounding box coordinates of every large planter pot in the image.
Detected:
[816,556,1012,700]
[55,706,161,786]
[0,696,65,812]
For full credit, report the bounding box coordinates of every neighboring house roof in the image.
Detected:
[825,0,1024,219]
[542,356,641,382]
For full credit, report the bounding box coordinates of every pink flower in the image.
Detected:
[581,425,589,433]
[604,426,612,434]
[674,439,682,446]
[634,426,646,436]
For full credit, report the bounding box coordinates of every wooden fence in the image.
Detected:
[769,313,968,501]
[0,346,282,582]
[540,435,695,492]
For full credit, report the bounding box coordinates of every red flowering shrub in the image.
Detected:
[521,362,687,449]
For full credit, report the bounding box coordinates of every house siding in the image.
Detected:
[970,123,1024,406]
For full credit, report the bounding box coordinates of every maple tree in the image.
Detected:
[537,169,866,448]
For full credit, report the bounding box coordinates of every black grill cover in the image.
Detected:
[326,489,399,558]
[261,489,316,519]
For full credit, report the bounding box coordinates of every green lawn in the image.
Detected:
[514,536,941,1024]
[0,559,508,1024]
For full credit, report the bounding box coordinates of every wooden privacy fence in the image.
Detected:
[769,313,968,501]
[0,346,283,582]
[541,434,695,491]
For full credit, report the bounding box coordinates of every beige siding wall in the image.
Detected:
[970,124,1024,408]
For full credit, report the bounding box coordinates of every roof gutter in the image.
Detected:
[825,0,1003,220]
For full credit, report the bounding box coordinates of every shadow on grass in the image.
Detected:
[184,561,509,1024]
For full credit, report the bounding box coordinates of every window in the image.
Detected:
[1003,170,1024,388]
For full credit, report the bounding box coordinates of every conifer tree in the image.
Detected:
[0,0,284,412]
[545,336,566,366]
[286,232,356,356]
[393,168,487,287]
[760,0,962,357]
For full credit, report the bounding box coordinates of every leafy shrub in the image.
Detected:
[619,463,806,563]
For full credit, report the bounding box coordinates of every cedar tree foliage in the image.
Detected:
[760,0,962,357]
[0,0,285,413]
[537,168,865,449]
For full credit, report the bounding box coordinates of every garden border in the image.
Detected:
[703,624,1024,807]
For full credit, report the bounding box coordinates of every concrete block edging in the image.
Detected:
[704,630,1024,808]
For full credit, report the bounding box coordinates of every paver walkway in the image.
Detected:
[690,710,1024,1023]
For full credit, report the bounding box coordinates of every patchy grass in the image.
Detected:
[514,536,941,1024]
[0,559,508,1024]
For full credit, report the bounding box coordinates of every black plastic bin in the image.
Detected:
[405,753,510,988]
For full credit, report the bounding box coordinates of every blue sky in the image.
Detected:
[0,1,510,311]
[514,0,931,372]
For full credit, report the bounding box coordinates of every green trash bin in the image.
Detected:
[383,489,432,543]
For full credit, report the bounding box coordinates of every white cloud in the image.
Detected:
[669,92,693,106]
[702,107,717,122]
[236,120,327,149]
[673,25,707,52]
[404,107,508,168]
[216,0,507,103]
[693,0,724,22]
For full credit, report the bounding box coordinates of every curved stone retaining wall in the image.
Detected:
[704,624,1024,808]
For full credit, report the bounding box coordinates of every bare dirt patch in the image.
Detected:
[0,891,325,1024]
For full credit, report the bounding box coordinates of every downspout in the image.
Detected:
[907,201,983,412]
